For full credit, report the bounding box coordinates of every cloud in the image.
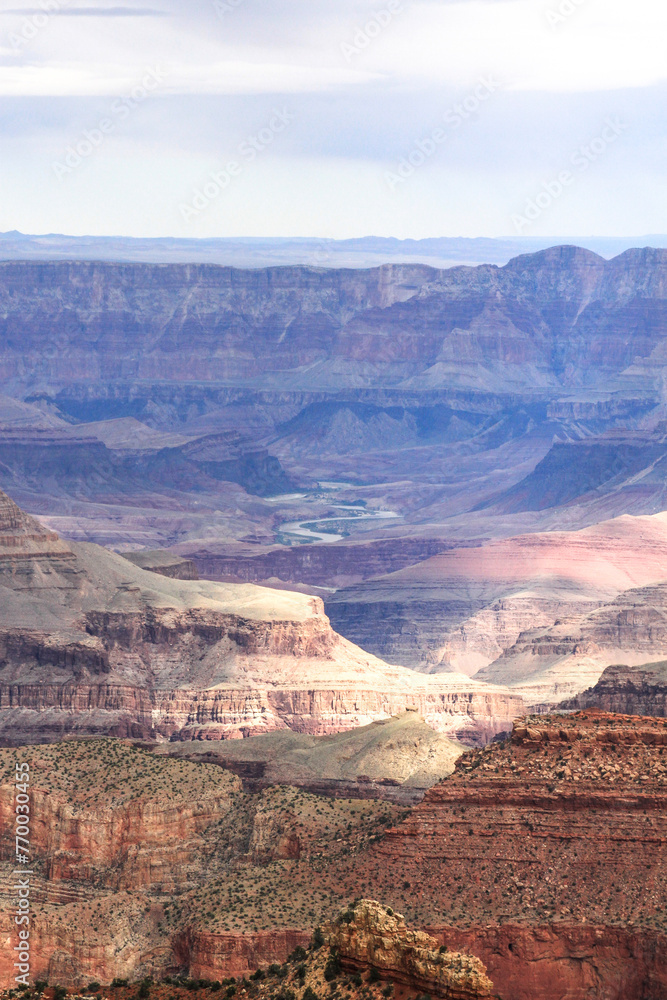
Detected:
[0,0,665,238]
[0,6,169,15]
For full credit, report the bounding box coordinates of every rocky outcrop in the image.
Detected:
[327,900,494,999]
[566,660,667,716]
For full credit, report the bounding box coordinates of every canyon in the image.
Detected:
[0,488,520,745]
[2,247,667,708]
[4,245,667,999]
[2,710,666,1000]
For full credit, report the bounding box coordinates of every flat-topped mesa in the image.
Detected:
[327,900,494,1000]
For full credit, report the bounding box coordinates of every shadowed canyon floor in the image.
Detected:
[2,713,667,999]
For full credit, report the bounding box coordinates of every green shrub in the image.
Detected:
[288,947,307,963]
[324,954,341,982]
[303,989,319,1000]
[87,984,101,993]
[368,969,380,984]
[311,927,325,950]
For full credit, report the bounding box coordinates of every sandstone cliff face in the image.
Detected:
[1,250,665,395]
[0,739,405,987]
[327,900,494,1000]
[320,712,667,1000]
[431,924,667,1000]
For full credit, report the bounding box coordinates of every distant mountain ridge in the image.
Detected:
[2,230,667,268]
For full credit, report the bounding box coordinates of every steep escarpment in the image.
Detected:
[1,249,665,396]
[0,740,405,987]
[329,711,667,1000]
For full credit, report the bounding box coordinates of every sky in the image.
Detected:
[0,0,665,239]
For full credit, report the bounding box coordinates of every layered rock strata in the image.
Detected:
[566,660,667,716]
[0,740,404,986]
[327,512,667,695]
[0,488,523,744]
[327,900,494,999]
[2,713,667,998]
[340,712,667,1000]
